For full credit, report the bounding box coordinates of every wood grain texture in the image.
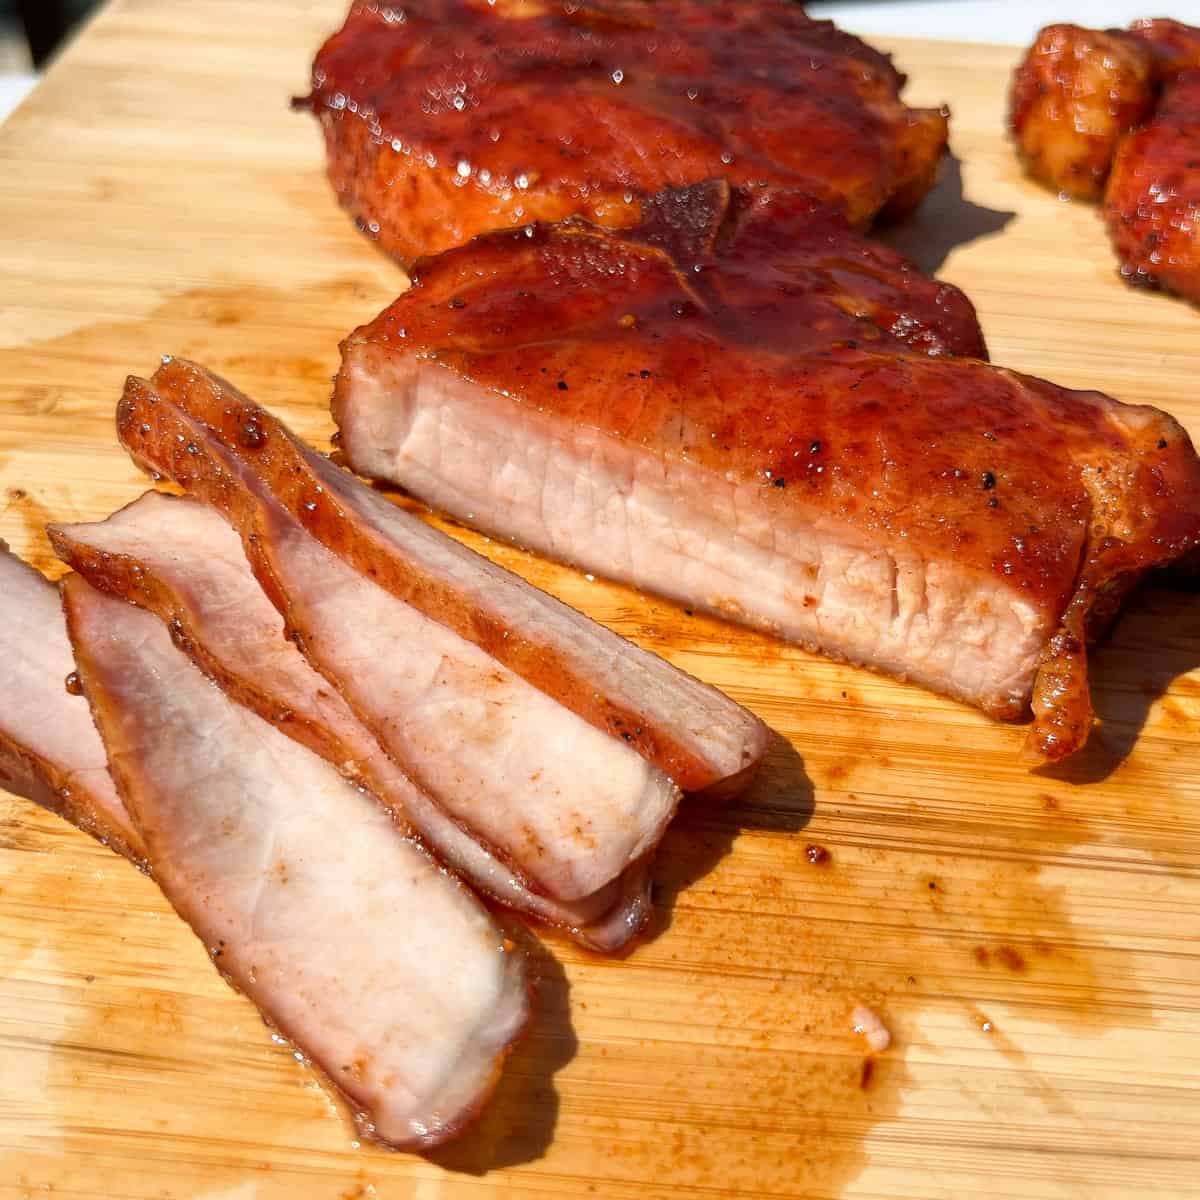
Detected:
[1,3,1199,1197]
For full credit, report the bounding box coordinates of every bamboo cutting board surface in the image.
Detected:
[1,3,1199,1197]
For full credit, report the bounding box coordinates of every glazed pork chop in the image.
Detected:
[0,542,140,859]
[118,357,769,797]
[51,493,649,950]
[299,0,949,262]
[65,575,529,1149]
[333,180,1200,760]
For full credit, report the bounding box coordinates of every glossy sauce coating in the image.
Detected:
[302,0,948,262]
[1009,24,1155,200]
[1106,70,1200,302]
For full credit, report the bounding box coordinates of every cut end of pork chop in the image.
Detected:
[337,343,1050,724]
[0,544,143,861]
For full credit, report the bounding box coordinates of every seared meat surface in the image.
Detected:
[334,180,1200,760]
[300,0,949,262]
[65,576,528,1150]
[1009,24,1155,200]
[1010,17,1200,302]
[1106,70,1200,302]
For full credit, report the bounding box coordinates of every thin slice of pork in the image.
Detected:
[51,492,647,949]
[120,357,769,797]
[0,542,141,860]
[64,574,528,1149]
[114,383,680,904]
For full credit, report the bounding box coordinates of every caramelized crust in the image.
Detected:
[1009,24,1155,200]
[1129,17,1200,81]
[1105,70,1200,302]
[300,0,948,262]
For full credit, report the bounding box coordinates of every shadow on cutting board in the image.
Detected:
[651,733,815,940]
[877,152,1015,277]
[428,931,577,1174]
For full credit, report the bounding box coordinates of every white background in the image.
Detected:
[810,1,1199,44]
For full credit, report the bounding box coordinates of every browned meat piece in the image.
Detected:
[0,541,141,859]
[1010,18,1200,303]
[299,0,948,262]
[1009,24,1155,200]
[50,493,651,951]
[1105,70,1200,303]
[117,358,770,798]
[332,180,1200,761]
[65,575,529,1149]
[1129,17,1200,80]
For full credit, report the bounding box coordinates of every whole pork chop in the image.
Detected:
[299,0,949,262]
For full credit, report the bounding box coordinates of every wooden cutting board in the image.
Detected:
[2,3,1199,1197]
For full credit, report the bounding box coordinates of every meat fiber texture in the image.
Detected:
[64,575,528,1150]
[1010,18,1200,303]
[300,0,950,262]
[333,179,1200,761]
[50,493,652,951]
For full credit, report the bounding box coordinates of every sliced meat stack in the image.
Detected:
[1010,17,1200,302]
[0,358,768,1145]
[50,494,652,950]
[299,0,950,262]
[333,179,1200,760]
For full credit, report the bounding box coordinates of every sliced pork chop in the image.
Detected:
[116,357,769,797]
[332,181,1200,760]
[64,575,528,1149]
[0,542,141,859]
[51,492,649,948]
[300,0,949,263]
